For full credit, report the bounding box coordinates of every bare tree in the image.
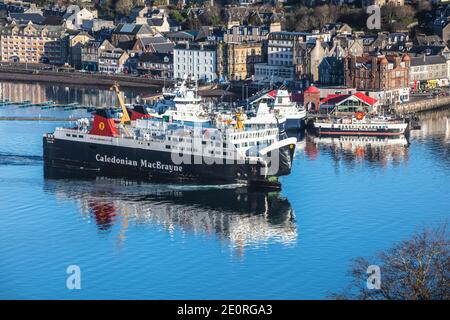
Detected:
[333,224,449,300]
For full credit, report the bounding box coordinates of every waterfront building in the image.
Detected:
[409,54,449,90]
[0,22,68,65]
[226,42,263,81]
[320,92,379,114]
[223,22,271,44]
[344,53,410,105]
[69,31,93,69]
[173,42,217,82]
[81,39,114,71]
[98,47,129,74]
[137,52,173,78]
[319,58,344,87]
[254,31,330,85]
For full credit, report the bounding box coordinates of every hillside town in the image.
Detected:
[0,0,450,107]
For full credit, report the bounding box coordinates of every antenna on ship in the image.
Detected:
[111,82,131,125]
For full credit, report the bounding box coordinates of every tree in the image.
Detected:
[333,224,449,300]
[116,0,133,17]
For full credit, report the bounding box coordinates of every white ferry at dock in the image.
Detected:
[313,113,408,136]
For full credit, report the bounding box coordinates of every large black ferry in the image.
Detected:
[43,92,297,190]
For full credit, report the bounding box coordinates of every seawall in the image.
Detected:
[394,96,450,114]
[0,66,174,89]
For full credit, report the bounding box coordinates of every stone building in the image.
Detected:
[81,39,114,71]
[111,23,154,50]
[98,47,129,74]
[226,42,263,81]
[344,53,410,104]
[409,54,449,90]
[69,31,93,69]
[137,52,173,79]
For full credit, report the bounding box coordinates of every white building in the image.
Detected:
[254,31,330,84]
[173,43,217,82]
[63,6,97,30]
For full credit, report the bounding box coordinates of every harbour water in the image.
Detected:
[0,82,449,299]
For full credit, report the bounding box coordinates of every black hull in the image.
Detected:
[43,137,294,190]
[314,127,405,137]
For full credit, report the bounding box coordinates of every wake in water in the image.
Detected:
[0,152,42,165]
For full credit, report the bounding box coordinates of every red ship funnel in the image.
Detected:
[127,105,152,121]
[89,109,119,137]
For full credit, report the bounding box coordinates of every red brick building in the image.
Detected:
[344,53,410,104]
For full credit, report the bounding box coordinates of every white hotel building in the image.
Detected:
[173,43,217,82]
[254,31,330,84]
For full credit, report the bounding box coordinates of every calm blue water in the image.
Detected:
[0,90,449,299]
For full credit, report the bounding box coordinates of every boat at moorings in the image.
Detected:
[313,112,408,136]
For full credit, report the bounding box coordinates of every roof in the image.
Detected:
[305,85,319,94]
[174,43,216,51]
[321,94,349,105]
[147,18,164,27]
[138,52,172,64]
[166,30,198,40]
[410,55,447,67]
[321,92,378,107]
[10,13,45,24]
[113,23,153,35]
[353,92,377,106]
[43,15,64,25]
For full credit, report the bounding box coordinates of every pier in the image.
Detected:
[394,96,450,115]
[0,117,75,121]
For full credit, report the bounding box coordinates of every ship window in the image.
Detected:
[66,134,70,137]
[166,145,171,149]
[78,135,83,138]
[72,134,77,137]
[202,141,206,145]
[223,152,227,156]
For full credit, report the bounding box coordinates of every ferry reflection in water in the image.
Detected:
[43,168,296,255]
[303,135,409,167]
